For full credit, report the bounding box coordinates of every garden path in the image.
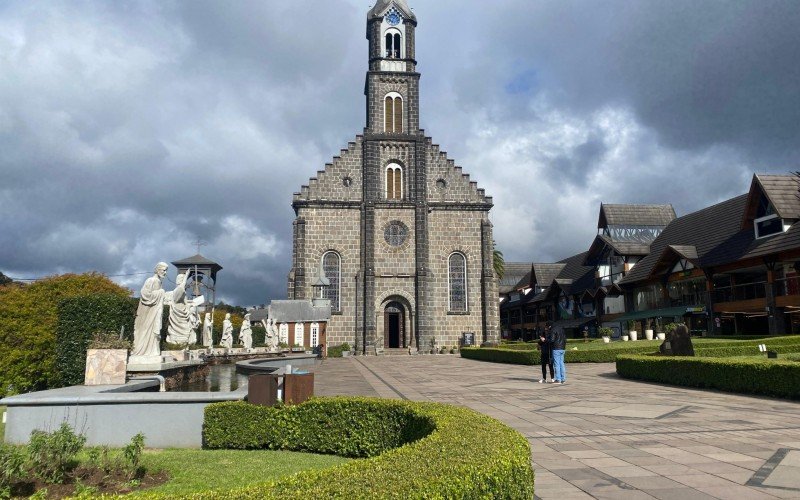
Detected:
[311,356,800,500]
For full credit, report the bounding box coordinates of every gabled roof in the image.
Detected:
[513,271,532,291]
[268,300,331,323]
[648,245,699,278]
[583,234,651,265]
[742,174,800,228]
[368,0,416,21]
[171,254,223,273]
[499,262,533,294]
[531,263,566,287]
[598,204,676,229]
[620,195,749,285]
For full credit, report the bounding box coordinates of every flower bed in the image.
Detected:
[134,397,534,498]
[616,355,800,399]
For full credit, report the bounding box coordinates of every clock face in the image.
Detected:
[386,11,401,26]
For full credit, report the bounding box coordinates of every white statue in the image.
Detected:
[239,313,252,349]
[202,313,213,348]
[220,313,233,348]
[166,274,192,345]
[188,305,199,345]
[130,262,168,361]
[263,317,279,350]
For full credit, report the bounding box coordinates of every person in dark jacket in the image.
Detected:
[547,322,567,384]
[538,326,555,383]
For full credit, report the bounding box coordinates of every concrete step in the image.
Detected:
[377,348,414,356]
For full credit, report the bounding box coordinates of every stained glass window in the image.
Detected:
[449,253,467,312]
[323,251,340,311]
[384,221,407,247]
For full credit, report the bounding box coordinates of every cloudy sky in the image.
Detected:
[1,0,799,306]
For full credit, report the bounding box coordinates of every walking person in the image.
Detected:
[547,321,567,384]
[537,326,555,383]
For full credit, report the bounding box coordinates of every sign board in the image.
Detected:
[686,306,706,313]
[462,332,475,347]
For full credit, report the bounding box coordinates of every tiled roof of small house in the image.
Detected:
[499,262,533,294]
[268,300,331,323]
[531,263,566,288]
[598,204,676,229]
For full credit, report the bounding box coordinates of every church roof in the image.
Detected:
[268,300,331,323]
[368,0,416,22]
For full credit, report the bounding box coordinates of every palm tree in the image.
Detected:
[493,245,505,280]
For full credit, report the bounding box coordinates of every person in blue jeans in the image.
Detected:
[547,322,567,384]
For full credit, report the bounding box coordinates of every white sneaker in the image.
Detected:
[538,379,545,384]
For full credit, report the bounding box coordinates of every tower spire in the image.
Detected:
[368,0,415,22]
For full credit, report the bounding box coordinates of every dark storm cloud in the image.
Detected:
[1,0,798,303]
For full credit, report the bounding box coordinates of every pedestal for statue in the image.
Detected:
[128,355,164,366]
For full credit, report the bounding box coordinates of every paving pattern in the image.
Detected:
[310,355,800,499]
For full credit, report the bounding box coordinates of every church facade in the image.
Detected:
[288,0,498,354]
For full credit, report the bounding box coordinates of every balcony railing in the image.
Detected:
[635,293,707,312]
[711,282,767,303]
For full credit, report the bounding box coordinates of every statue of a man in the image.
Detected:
[220,313,234,348]
[188,305,200,345]
[131,262,168,361]
[239,313,253,349]
[202,313,213,348]
[264,317,279,350]
[166,274,192,345]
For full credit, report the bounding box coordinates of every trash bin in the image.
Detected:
[284,372,314,405]
[248,374,280,406]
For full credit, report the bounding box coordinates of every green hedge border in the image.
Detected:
[694,343,800,358]
[616,355,800,399]
[461,344,657,364]
[133,398,534,498]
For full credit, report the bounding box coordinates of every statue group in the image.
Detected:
[130,262,279,364]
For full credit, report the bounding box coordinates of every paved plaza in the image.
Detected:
[310,356,800,499]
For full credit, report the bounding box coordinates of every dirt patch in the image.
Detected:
[9,467,169,498]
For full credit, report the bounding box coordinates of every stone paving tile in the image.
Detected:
[312,357,800,499]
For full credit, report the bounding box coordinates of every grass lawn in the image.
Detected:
[128,449,351,496]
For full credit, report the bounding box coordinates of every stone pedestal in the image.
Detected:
[128,355,164,366]
[84,349,128,385]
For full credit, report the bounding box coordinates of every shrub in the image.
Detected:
[461,343,658,364]
[0,443,25,496]
[616,355,800,399]
[55,294,137,388]
[28,423,87,484]
[695,343,800,358]
[327,342,351,358]
[599,327,613,337]
[192,397,535,499]
[251,325,266,346]
[88,331,133,350]
[0,273,131,397]
[122,433,146,479]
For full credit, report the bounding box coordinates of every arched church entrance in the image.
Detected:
[384,301,405,349]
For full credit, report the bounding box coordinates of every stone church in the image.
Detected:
[288,0,498,354]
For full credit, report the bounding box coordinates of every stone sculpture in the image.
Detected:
[130,262,168,362]
[202,313,213,348]
[239,313,253,350]
[221,313,234,348]
[263,317,279,350]
[188,305,199,345]
[166,274,192,345]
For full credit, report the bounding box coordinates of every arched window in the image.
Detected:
[279,323,288,345]
[386,163,403,200]
[294,323,304,347]
[384,92,403,133]
[448,253,468,313]
[322,251,341,311]
[310,323,319,348]
[385,29,402,58]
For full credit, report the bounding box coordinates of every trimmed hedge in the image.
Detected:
[461,343,657,364]
[55,294,137,387]
[694,343,800,358]
[616,355,800,399]
[152,397,535,499]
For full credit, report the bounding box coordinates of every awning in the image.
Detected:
[612,306,691,323]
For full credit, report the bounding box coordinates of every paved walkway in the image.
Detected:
[309,355,800,500]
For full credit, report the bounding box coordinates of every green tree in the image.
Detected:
[0,272,12,286]
[493,244,505,280]
[0,273,131,397]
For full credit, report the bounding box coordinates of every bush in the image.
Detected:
[695,343,800,358]
[55,294,137,388]
[251,325,266,346]
[461,343,658,364]
[0,443,25,496]
[0,274,131,397]
[28,423,87,484]
[616,355,800,399]
[190,397,535,499]
[327,343,351,358]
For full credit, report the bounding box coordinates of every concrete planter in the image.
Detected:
[629,331,638,341]
[645,329,654,341]
[622,335,630,342]
[84,349,128,386]
[657,332,666,341]
[602,336,611,343]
